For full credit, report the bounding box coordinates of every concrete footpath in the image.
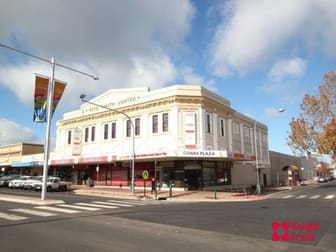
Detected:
[72,185,282,202]
[0,180,316,205]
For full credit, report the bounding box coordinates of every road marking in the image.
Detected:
[108,200,146,205]
[57,204,101,211]
[324,195,335,200]
[309,195,320,199]
[35,206,81,214]
[10,208,57,217]
[75,203,119,209]
[92,201,133,207]
[281,195,295,199]
[296,195,307,199]
[0,212,28,221]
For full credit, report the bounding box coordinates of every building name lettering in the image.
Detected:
[183,151,216,156]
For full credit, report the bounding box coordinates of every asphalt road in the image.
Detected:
[0,182,335,252]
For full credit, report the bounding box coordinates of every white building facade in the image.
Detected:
[53,85,270,190]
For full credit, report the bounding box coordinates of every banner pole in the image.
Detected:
[41,58,55,200]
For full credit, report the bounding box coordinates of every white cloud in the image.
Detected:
[209,0,336,77]
[0,0,195,112]
[268,58,306,81]
[0,118,40,145]
[181,66,216,92]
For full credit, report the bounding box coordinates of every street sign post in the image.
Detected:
[142,170,149,196]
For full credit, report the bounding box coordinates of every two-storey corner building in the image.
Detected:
[53,85,270,190]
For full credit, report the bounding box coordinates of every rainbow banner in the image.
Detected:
[33,74,66,122]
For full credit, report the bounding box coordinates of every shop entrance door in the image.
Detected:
[185,169,201,190]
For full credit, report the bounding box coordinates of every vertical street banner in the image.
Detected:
[33,74,66,122]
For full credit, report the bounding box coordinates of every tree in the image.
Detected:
[288,71,336,159]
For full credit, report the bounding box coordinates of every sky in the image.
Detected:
[0,0,335,155]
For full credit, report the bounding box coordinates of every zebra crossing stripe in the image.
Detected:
[75,203,119,209]
[10,208,57,217]
[107,200,146,205]
[35,206,81,214]
[281,195,295,199]
[324,195,335,200]
[0,212,28,221]
[92,201,133,207]
[296,195,307,199]
[309,195,320,199]
[57,204,101,211]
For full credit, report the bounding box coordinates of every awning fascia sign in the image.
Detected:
[11,161,40,167]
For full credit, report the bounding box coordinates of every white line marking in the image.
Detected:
[296,195,307,199]
[281,195,295,199]
[324,195,335,200]
[92,201,133,207]
[35,206,81,214]
[309,195,320,199]
[57,204,101,211]
[11,208,57,217]
[0,212,28,221]
[75,203,119,209]
[107,200,146,205]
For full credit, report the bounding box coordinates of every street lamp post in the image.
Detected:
[254,121,261,195]
[0,43,98,200]
[80,94,136,194]
[254,108,285,194]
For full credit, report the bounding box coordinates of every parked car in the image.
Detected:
[317,176,330,183]
[330,174,336,180]
[22,176,43,190]
[8,176,32,188]
[32,177,72,191]
[0,174,20,187]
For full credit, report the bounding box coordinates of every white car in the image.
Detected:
[22,176,43,189]
[8,176,32,188]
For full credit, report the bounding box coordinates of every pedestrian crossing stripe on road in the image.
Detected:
[35,206,81,214]
[0,199,167,221]
[92,201,134,207]
[0,212,28,221]
[278,194,335,200]
[75,202,119,209]
[11,208,57,217]
[295,195,307,199]
[57,204,101,211]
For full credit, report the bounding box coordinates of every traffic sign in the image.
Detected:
[142,170,149,180]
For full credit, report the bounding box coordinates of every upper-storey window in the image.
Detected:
[91,126,96,142]
[84,127,89,142]
[233,122,239,135]
[104,124,109,140]
[126,120,132,137]
[206,113,212,133]
[152,115,158,133]
[135,118,140,136]
[162,113,168,132]
[220,118,225,137]
[111,122,116,139]
[67,130,72,144]
[244,126,250,138]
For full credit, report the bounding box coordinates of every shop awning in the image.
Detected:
[11,161,40,167]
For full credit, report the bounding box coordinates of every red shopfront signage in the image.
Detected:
[51,159,75,165]
[78,155,116,164]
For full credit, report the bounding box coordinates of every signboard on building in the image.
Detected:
[184,111,196,147]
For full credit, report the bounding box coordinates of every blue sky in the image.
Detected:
[0,0,335,155]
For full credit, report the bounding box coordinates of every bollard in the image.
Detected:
[214,189,217,199]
